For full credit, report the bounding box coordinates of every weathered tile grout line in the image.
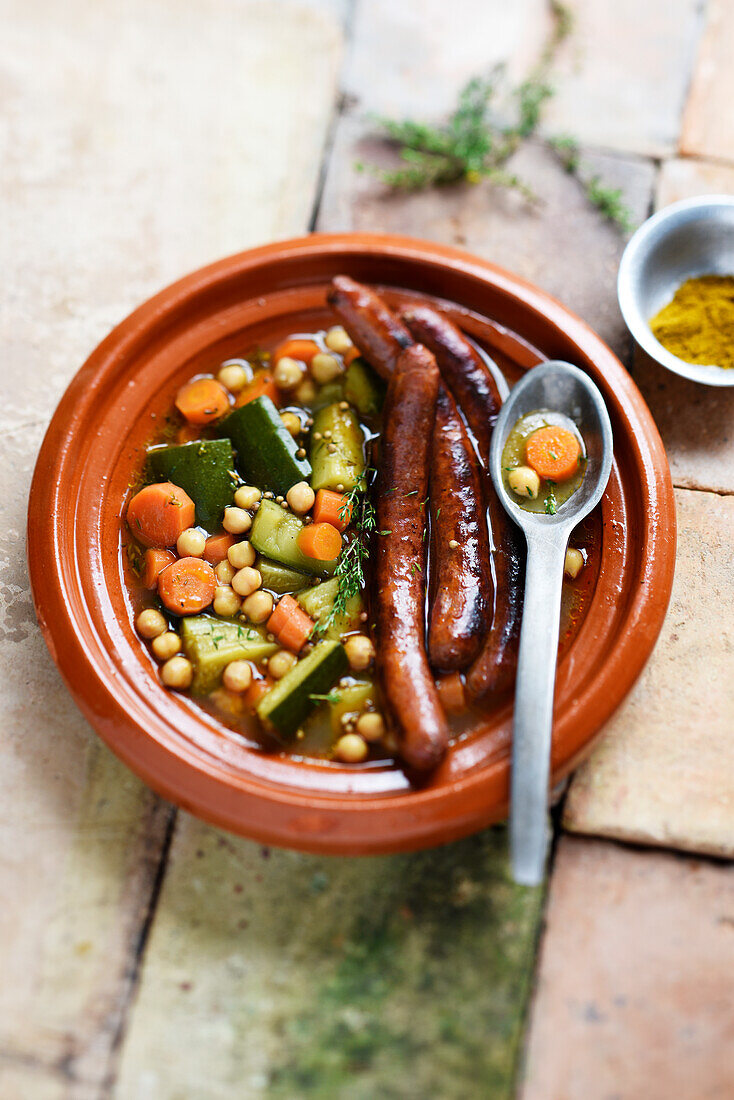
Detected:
[98,803,178,1099]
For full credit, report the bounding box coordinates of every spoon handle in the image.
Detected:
[510,531,567,886]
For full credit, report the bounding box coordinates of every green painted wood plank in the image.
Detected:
[114,820,544,1100]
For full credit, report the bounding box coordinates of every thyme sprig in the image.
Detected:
[355,0,634,234]
[315,474,376,636]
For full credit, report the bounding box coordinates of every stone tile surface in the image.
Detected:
[320,121,655,358]
[114,821,543,1100]
[564,488,734,857]
[680,0,734,160]
[542,0,704,157]
[0,0,341,1089]
[520,837,734,1100]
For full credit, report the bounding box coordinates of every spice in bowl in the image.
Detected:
[649,275,734,369]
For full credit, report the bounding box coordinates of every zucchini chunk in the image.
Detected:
[257,556,310,594]
[217,395,311,496]
[344,357,385,418]
[256,639,348,740]
[250,498,337,576]
[310,403,365,493]
[147,439,236,531]
[297,577,364,640]
[181,615,277,694]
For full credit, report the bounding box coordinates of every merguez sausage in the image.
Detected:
[329,277,493,672]
[374,344,448,770]
[428,386,492,670]
[402,305,524,700]
[327,276,412,380]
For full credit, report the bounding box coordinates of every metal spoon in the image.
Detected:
[489,361,613,886]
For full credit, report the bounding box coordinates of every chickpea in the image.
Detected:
[222,660,253,693]
[280,411,301,438]
[564,547,584,579]
[242,590,274,624]
[286,481,315,515]
[213,586,241,617]
[234,485,261,510]
[508,465,541,500]
[356,711,385,742]
[268,649,298,680]
[324,325,353,354]
[344,634,375,671]
[176,527,206,558]
[334,733,369,763]
[151,631,181,661]
[223,506,252,534]
[232,566,262,597]
[295,378,317,405]
[310,352,343,385]
[217,363,249,393]
[160,655,193,690]
[273,356,304,390]
[228,540,256,569]
[136,608,167,639]
[215,559,236,585]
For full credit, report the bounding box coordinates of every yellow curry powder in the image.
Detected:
[649,275,734,369]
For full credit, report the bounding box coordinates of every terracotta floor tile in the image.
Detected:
[564,488,734,858]
[520,837,734,1100]
[542,0,704,157]
[680,0,734,160]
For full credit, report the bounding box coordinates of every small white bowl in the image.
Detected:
[618,194,734,387]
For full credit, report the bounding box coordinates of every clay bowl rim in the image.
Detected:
[27,233,676,854]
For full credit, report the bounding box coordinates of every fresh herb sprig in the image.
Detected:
[356,0,634,235]
[315,474,376,636]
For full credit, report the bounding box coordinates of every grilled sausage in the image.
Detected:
[428,386,492,670]
[329,278,494,674]
[375,344,448,770]
[402,305,524,700]
[327,275,412,380]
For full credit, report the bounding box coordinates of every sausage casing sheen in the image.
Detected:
[327,275,412,380]
[403,305,524,699]
[374,344,449,770]
[428,386,492,670]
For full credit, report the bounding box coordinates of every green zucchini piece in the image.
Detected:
[217,395,311,495]
[344,357,385,418]
[257,555,310,594]
[147,439,236,531]
[297,577,364,640]
[328,680,375,736]
[249,498,337,576]
[310,403,365,493]
[180,615,278,695]
[312,380,345,409]
[256,639,348,740]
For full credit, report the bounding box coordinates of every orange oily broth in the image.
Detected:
[125,326,602,763]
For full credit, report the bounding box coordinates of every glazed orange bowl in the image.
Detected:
[27,234,675,854]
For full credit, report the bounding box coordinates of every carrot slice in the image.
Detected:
[266,594,314,653]
[436,672,466,714]
[297,522,342,562]
[157,556,217,615]
[273,338,319,366]
[141,548,177,589]
[244,676,273,711]
[127,482,196,548]
[343,346,361,366]
[203,532,236,565]
[175,378,230,425]
[235,372,281,408]
[525,426,581,482]
[312,489,352,532]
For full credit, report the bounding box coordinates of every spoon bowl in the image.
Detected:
[490,361,613,885]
